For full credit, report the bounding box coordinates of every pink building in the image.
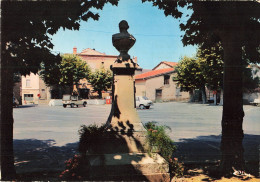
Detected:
[21,48,142,104]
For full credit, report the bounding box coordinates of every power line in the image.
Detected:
[80,28,182,37]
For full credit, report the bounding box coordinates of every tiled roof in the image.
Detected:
[135,68,175,80]
[163,61,178,67]
[153,61,178,70]
[79,48,106,56]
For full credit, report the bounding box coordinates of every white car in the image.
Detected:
[62,95,87,108]
[250,99,260,106]
[136,96,153,109]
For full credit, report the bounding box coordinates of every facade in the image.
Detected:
[243,64,260,103]
[21,48,142,104]
[21,73,51,104]
[135,61,189,102]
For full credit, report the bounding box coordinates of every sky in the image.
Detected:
[51,0,197,70]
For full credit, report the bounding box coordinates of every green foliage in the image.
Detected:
[197,45,224,91]
[60,122,185,179]
[2,1,119,76]
[78,124,107,154]
[144,121,175,158]
[142,1,260,63]
[175,46,259,93]
[88,66,113,98]
[144,121,184,177]
[1,1,120,179]
[174,56,205,92]
[40,54,90,91]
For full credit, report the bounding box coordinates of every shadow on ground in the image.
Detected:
[14,104,37,109]
[14,139,78,180]
[14,134,259,180]
[174,134,260,179]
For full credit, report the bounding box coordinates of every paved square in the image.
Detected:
[13,102,260,146]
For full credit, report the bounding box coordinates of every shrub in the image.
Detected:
[60,124,108,180]
[78,124,107,154]
[59,154,87,180]
[60,122,184,180]
[144,121,184,178]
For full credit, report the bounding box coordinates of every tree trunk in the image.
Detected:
[98,90,102,99]
[0,55,17,180]
[220,31,245,174]
[219,89,223,106]
[214,93,217,105]
[189,90,195,102]
[201,86,207,104]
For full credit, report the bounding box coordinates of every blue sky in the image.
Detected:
[51,0,197,69]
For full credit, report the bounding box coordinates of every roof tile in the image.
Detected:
[135,68,175,80]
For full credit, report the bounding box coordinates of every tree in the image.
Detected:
[144,0,260,174]
[197,45,224,105]
[1,1,118,180]
[174,56,207,103]
[40,54,90,95]
[88,67,113,99]
[197,45,224,92]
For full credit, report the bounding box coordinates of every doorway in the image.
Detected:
[155,89,162,102]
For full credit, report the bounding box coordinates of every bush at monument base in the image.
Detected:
[59,123,184,180]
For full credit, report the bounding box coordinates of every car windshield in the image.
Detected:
[71,96,78,101]
[62,95,71,101]
[142,96,149,100]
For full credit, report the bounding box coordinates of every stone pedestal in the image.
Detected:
[85,20,169,181]
[86,153,170,181]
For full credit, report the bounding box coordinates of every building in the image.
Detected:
[73,48,141,93]
[21,73,51,104]
[135,61,189,102]
[243,64,260,103]
[21,48,142,104]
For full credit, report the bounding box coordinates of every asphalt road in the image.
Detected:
[13,102,260,146]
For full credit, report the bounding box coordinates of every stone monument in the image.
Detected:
[86,20,170,181]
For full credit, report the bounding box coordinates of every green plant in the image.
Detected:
[144,121,184,178]
[60,124,108,180]
[78,124,107,154]
[61,123,184,180]
[88,66,113,99]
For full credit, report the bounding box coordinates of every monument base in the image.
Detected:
[86,153,170,181]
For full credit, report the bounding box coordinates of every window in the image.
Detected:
[101,62,104,65]
[24,94,33,101]
[26,79,31,87]
[164,75,170,85]
[41,89,45,92]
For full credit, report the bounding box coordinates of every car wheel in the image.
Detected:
[63,104,67,108]
[76,105,79,107]
[71,104,74,108]
[83,102,87,107]
[139,104,145,109]
[145,106,150,109]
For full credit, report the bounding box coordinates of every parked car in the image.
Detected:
[250,99,260,106]
[62,95,87,108]
[136,96,153,109]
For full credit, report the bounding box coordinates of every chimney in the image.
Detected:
[73,47,77,54]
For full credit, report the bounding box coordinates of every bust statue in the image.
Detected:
[112,20,136,62]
